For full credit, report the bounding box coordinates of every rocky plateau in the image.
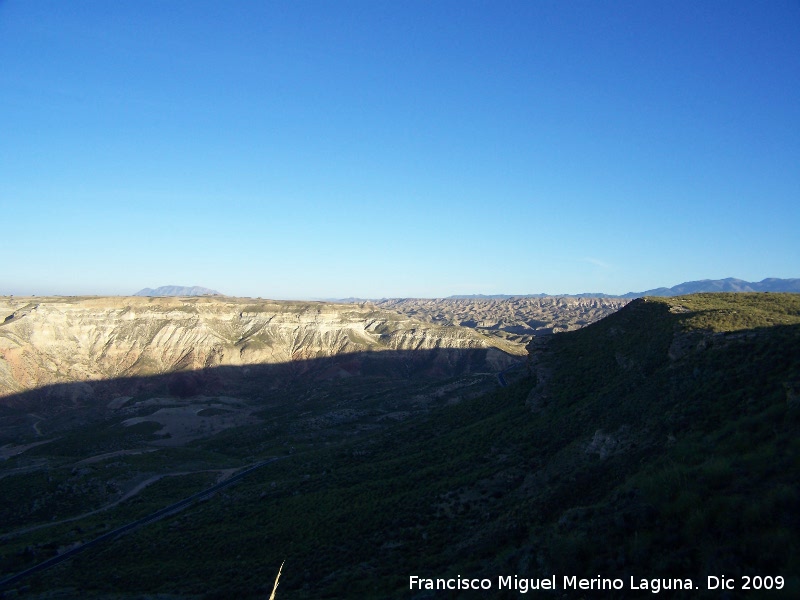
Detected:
[0,296,531,401]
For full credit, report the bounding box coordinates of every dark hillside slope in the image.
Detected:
[9,294,799,599]
[521,293,800,593]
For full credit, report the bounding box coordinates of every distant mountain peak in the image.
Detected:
[625,277,800,298]
[134,286,222,297]
[446,278,799,300]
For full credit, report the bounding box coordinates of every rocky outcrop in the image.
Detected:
[0,296,520,397]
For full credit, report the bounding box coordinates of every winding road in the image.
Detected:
[497,360,526,387]
[2,362,521,590]
[0,457,283,591]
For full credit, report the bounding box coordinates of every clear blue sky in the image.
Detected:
[1,1,798,298]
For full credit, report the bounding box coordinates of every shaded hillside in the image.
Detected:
[2,294,798,598]
[0,347,512,445]
[519,294,800,591]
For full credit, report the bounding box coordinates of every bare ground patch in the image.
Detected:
[120,396,259,446]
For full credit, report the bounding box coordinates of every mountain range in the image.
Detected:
[447,277,800,299]
[628,276,800,297]
[133,286,222,297]
[132,278,799,301]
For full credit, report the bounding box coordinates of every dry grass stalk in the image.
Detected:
[268,560,284,600]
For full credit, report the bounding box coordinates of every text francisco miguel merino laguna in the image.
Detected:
[409,574,784,594]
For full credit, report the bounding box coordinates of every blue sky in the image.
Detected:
[1,1,798,298]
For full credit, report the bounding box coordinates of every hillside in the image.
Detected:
[520,294,800,589]
[0,296,521,401]
[1,293,798,598]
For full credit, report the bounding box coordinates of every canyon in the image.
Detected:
[0,295,627,400]
[0,293,797,598]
